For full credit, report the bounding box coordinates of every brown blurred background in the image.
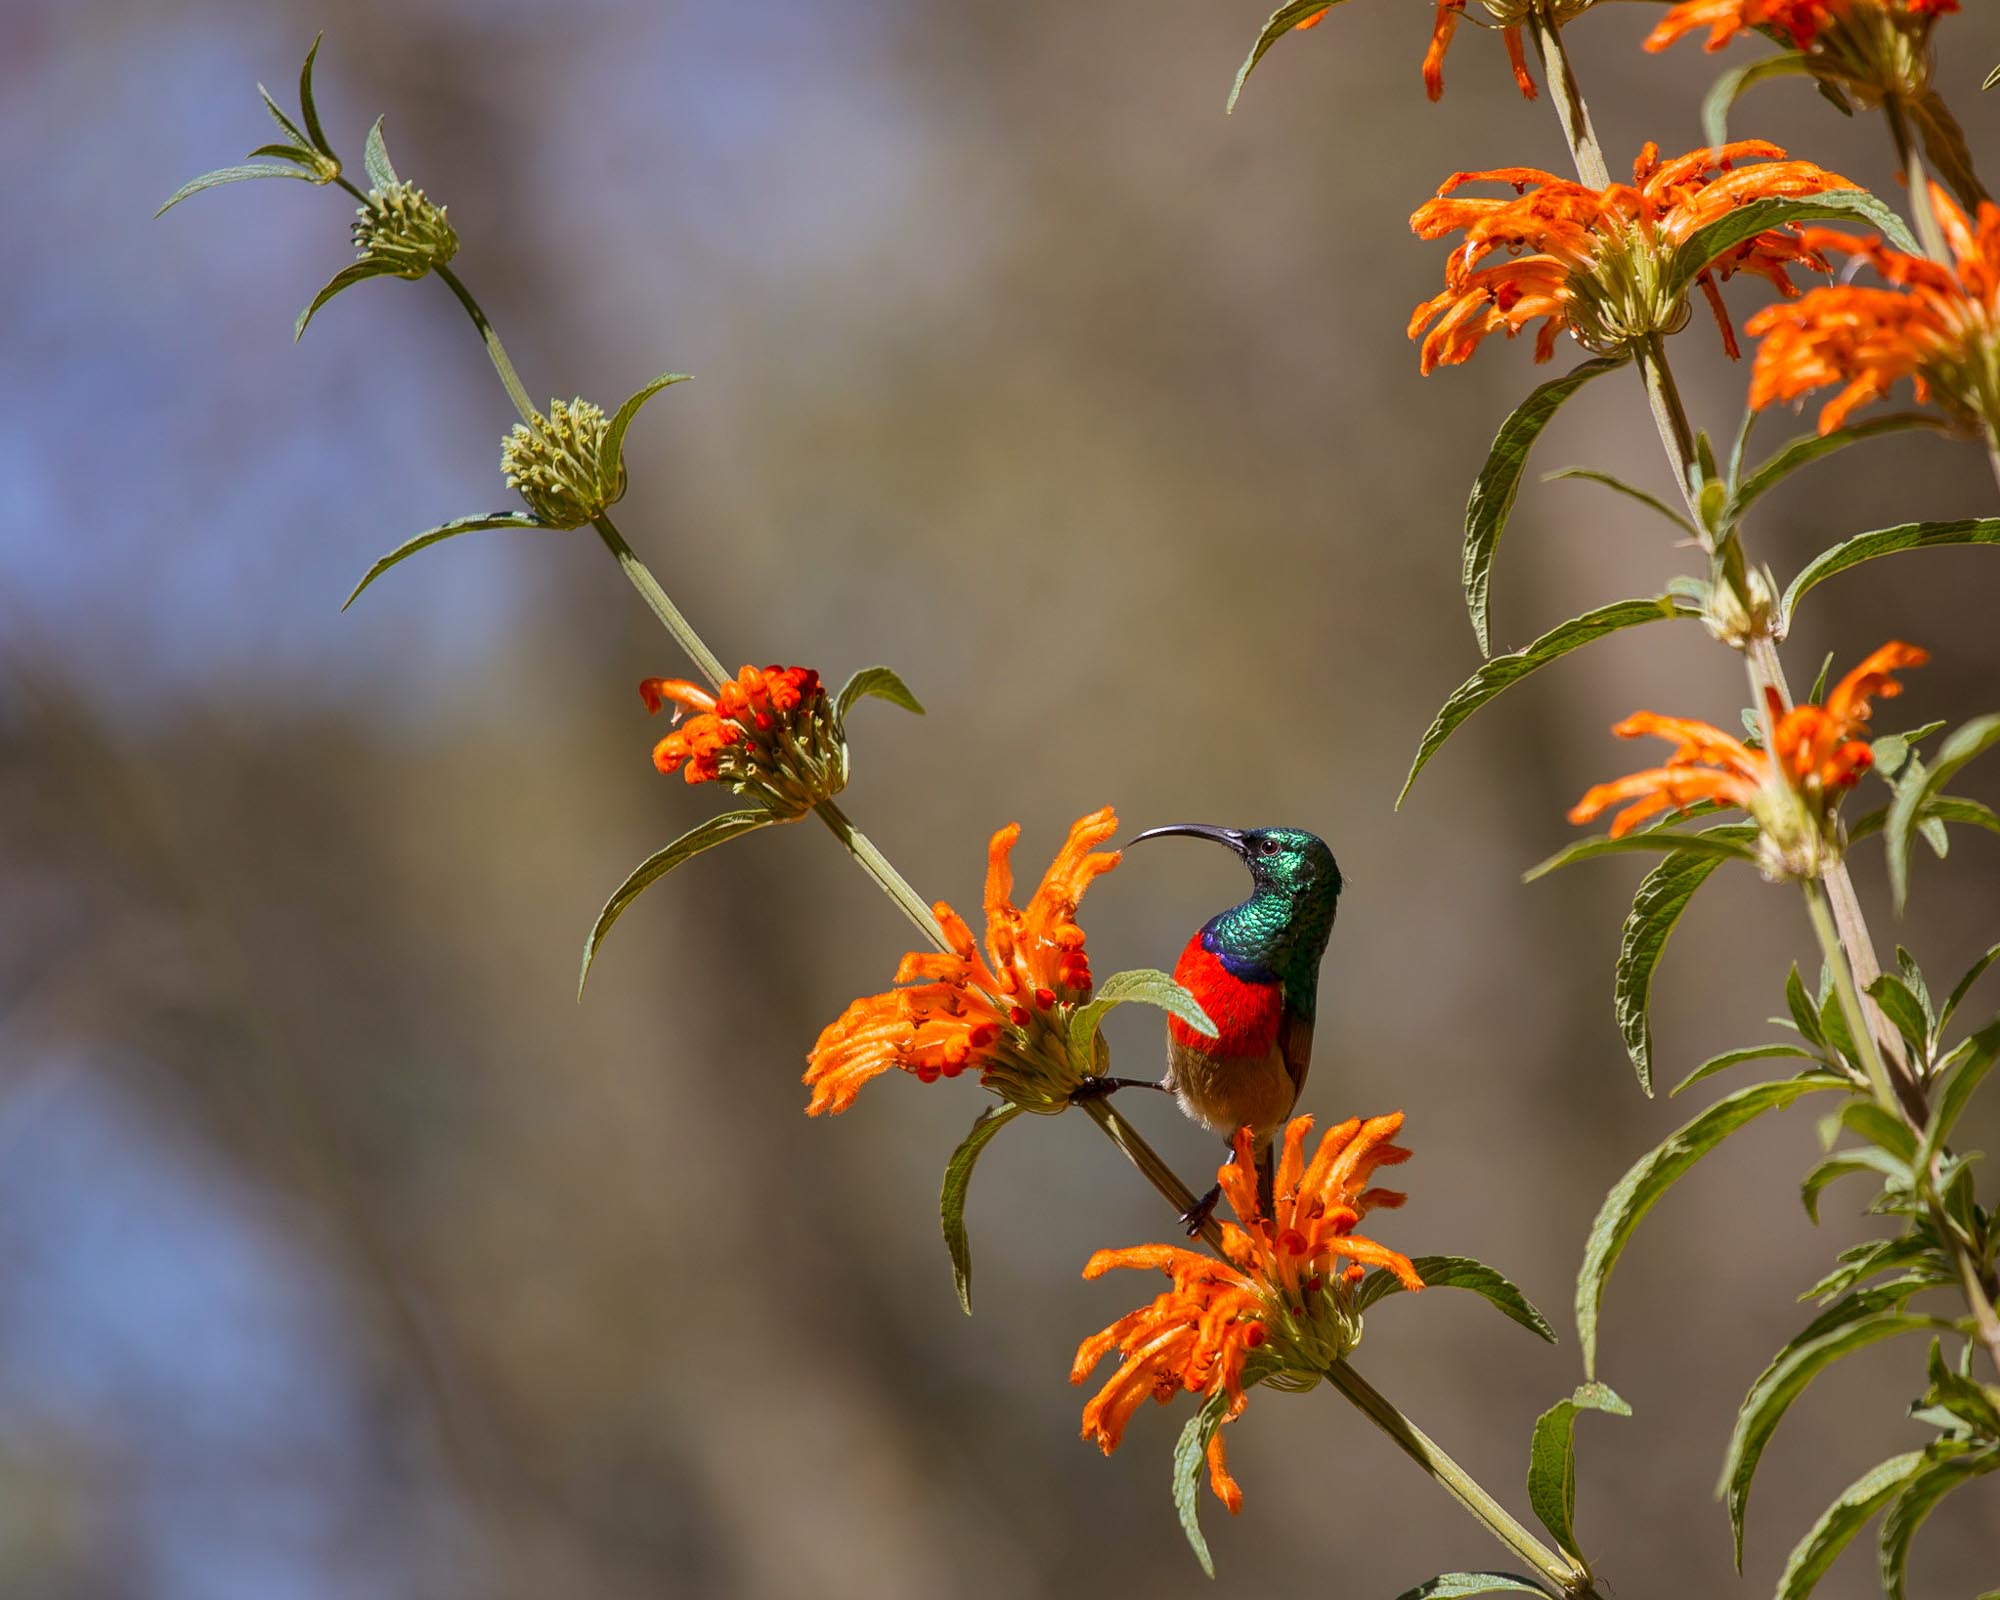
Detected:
[3,1,1998,1595]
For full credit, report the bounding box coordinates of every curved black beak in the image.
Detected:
[1124,823,1251,860]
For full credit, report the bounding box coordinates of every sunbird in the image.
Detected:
[1106,825,1342,1231]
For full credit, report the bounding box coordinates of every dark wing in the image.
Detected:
[1278,1010,1314,1103]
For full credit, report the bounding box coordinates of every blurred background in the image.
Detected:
[4,1,1999,1594]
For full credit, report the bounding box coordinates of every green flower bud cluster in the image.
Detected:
[502,399,625,529]
[352,182,459,278]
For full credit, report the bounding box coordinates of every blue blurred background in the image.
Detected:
[4,1,1998,1594]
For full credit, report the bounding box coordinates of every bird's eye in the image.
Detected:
[1259,838,1280,857]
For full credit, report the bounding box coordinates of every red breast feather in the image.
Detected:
[1168,932,1283,1058]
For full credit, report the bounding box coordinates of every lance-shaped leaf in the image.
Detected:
[1799,1146,1909,1224]
[362,115,398,190]
[1727,415,1946,528]
[1066,968,1215,1059]
[1544,469,1696,536]
[1172,1389,1236,1577]
[1525,826,1757,884]
[156,162,316,217]
[1354,1254,1557,1343]
[1617,831,1753,1096]
[1226,0,1351,112]
[1577,1077,1845,1378]
[1879,1443,1997,1600]
[1887,714,2000,911]
[1782,518,2000,629]
[296,259,402,341]
[1942,942,2000,1031]
[1463,356,1629,655]
[596,372,692,494]
[1391,1578,1553,1600]
[835,666,926,727]
[1702,53,1813,147]
[1865,972,1930,1059]
[1527,1383,1629,1560]
[940,1103,1024,1314]
[343,512,547,610]
[1666,190,1920,302]
[1910,89,1986,220]
[1672,1043,1818,1097]
[1723,1309,1946,1566]
[1919,1018,2000,1171]
[578,811,772,996]
[1400,596,1697,806]
[1775,1450,1927,1600]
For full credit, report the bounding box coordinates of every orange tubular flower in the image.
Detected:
[1286,1,1595,104]
[1747,183,2000,438]
[640,664,846,815]
[1569,642,1929,879]
[1645,0,1956,97]
[804,810,1120,1115]
[1410,141,1850,373]
[1073,1115,1422,1512]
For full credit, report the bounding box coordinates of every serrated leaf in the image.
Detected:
[1225,0,1352,113]
[1618,839,1747,1096]
[1724,1310,1946,1565]
[1920,1020,2000,1171]
[1463,356,1629,655]
[1880,1444,1997,1600]
[1799,1236,1931,1304]
[156,162,313,217]
[1525,825,1757,883]
[1702,52,1813,147]
[363,115,397,190]
[298,33,334,160]
[1783,518,2000,628]
[1774,1450,1927,1600]
[1866,973,1931,1059]
[577,811,771,996]
[295,259,399,341]
[1354,1254,1557,1343]
[597,371,692,495]
[1577,1077,1845,1378]
[1390,1577,1553,1600]
[1888,714,2000,911]
[1673,1044,1818,1096]
[1942,943,2000,1031]
[1172,1390,1234,1577]
[1399,597,1696,806]
[342,512,546,609]
[1067,968,1216,1058]
[1800,1147,1909,1224]
[1667,190,1920,301]
[1527,1382,1629,1558]
[1544,468,1696,535]
[835,665,927,727]
[940,1103,1024,1314]
[1728,415,1946,528]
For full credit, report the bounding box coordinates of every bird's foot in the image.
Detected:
[1069,1075,1167,1104]
[1180,1184,1222,1238]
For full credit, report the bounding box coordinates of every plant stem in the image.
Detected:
[1525,7,1608,190]
[591,513,731,688]
[1802,879,1901,1114]
[1325,1363,1600,1598]
[812,797,950,952]
[1883,96,1951,266]
[435,265,538,425]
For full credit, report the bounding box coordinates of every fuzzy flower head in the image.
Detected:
[1289,1,1599,103]
[804,810,1121,1115]
[1410,141,1849,373]
[639,666,844,817]
[351,180,459,278]
[502,398,623,528]
[1569,642,1928,880]
[1646,1,1956,105]
[1748,184,2000,439]
[1072,1114,1422,1513]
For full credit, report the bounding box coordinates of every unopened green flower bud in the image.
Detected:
[502,398,623,528]
[1701,564,1778,650]
[352,181,458,278]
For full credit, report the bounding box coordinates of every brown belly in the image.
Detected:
[1164,1036,1295,1143]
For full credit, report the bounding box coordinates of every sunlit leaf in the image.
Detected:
[295,259,400,341]
[1172,1390,1235,1576]
[1782,518,2000,629]
[597,371,693,494]
[1774,1451,1926,1600]
[1701,52,1813,147]
[1527,1382,1629,1559]
[1617,835,1751,1096]
[1544,468,1696,535]
[1354,1254,1556,1343]
[1919,1019,2000,1171]
[363,115,398,189]
[1067,967,1215,1058]
[835,665,927,727]
[577,811,772,996]
[1888,714,2000,911]
[1865,973,1931,1059]
[1879,1443,1997,1600]
[297,33,334,160]
[941,1103,1024,1314]
[1226,0,1352,113]
[1800,1147,1908,1224]
[156,162,313,217]
[1668,190,1919,300]
[1728,415,1946,528]
[1390,1575,1553,1600]
[1525,826,1757,883]
[1672,1044,1818,1097]
[342,512,546,610]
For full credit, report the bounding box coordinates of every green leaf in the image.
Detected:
[597,371,693,495]
[1786,962,1829,1051]
[1399,596,1697,806]
[1226,0,1351,113]
[1525,826,1757,883]
[362,115,397,190]
[1942,943,2000,1031]
[1840,1099,1918,1162]
[940,1103,1024,1314]
[1667,190,1920,301]
[1617,839,1749,1096]
[1866,973,1931,1059]
[835,665,927,727]
[1870,722,1946,784]
[257,82,312,148]
[1067,968,1216,1058]
[1880,1444,1997,1600]
[1782,519,2000,628]
[1353,1254,1557,1343]
[1577,1077,1845,1379]
[297,33,334,160]
[1800,1147,1909,1224]
[1920,1020,2000,1170]
[1774,1450,1927,1600]
[1724,1310,1945,1566]
[1544,468,1696,536]
[577,811,772,996]
[1390,1577,1553,1600]
[1799,1236,1935,1305]
[1922,1336,2000,1437]
[1673,1044,1818,1096]
[1702,52,1813,147]
[1527,1382,1630,1559]
[247,142,316,164]
[1728,415,1947,528]
[1172,1390,1234,1577]
[1463,356,1629,656]
[1888,714,2000,911]
[295,259,400,341]
[155,162,313,217]
[1985,61,2000,91]
[342,512,547,610]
